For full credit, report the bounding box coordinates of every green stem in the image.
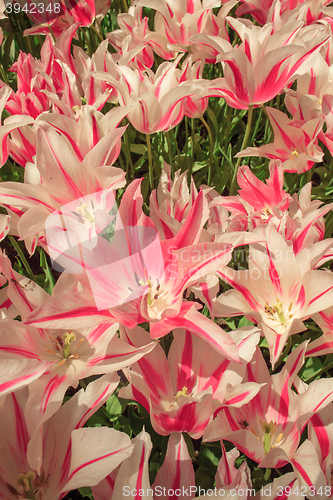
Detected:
[187,118,195,185]
[272,336,292,372]
[260,103,269,119]
[307,167,313,184]
[118,150,126,173]
[182,116,189,172]
[0,64,8,84]
[79,379,87,390]
[80,27,93,57]
[123,125,134,181]
[159,336,166,353]
[146,133,154,190]
[165,131,174,176]
[37,35,44,48]
[122,0,128,12]
[200,115,214,185]
[47,26,56,43]
[305,359,333,384]
[171,129,181,168]
[250,107,262,145]
[8,235,34,281]
[221,105,234,152]
[264,468,271,482]
[90,23,104,42]
[25,35,35,57]
[230,104,253,195]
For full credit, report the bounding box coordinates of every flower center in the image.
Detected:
[62,331,76,359]
[260,420,284,454]
[137,272,162,308]
[175,386,189,400]
[261,207,273,220]
[264,299,293,327]
[46,331,84,366]
[6,466,48,500]
[74,203,95,228]
[247,420,284,454]
[291,149,299,157]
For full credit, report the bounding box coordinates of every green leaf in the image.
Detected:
[0,160,23,182]
[183,432,196,461]
[259,337,269,348]
[223,318,236,330]
[39,248,55,294]
[206,106,218,142]
[106,393,127,417]
[3,32,15,70]
[238,316,253,327]
[113,415,132,436]
[300,356,323,382]
[192,161,206,172]
[195,465,214,491]
[78,487,94,500]
[84,406,111,428]
[198,442,222,469]
[130,144,147,155]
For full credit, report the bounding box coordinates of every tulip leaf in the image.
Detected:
[183,432,196,461]
[195,465,215,491]
[78,487,94,500]
[300,356,323,382]
[198,442,222,469]
[113,415,132,436]
[238,316,254,327]
[39,248,55,294]
[106,393,128,417]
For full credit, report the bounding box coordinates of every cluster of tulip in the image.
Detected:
[1,0,333,499]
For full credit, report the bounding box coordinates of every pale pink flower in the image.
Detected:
[236,0,333,27]
[0,375,134,500]
[0,252,157,441]
[93,56,202,133]
[284,53,333,123]
[136,0,225,53]
[192,19,329,108]
[26,180,242,361]
[1,33,82,119]
[210,162,292,232]
[119,324,260,437]
[204,342,333,495]
[149,162,199,239]
[24,0,109,37]
[180,54,209,118]
[0,214,9,242]
[72,40,120,106]
[210,164,333,255]
[308,403,333,495]
[276,181,333,256]
[92,428,250,500]
[213,226,333,367]
[0,119,127,254]
[106,5,156,70]
[256,473,305,500]
[306,305,333,356]
[7,120,37,168]
[236,107,324,172]
[0,87,33,168]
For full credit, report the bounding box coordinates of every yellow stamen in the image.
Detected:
[175,386,189,400]
[276,432,283,444]
[62,332,76,359]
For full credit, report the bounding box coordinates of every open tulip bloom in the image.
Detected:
[2,1,333,498]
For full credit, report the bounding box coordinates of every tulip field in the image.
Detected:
[2,0,333,498]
